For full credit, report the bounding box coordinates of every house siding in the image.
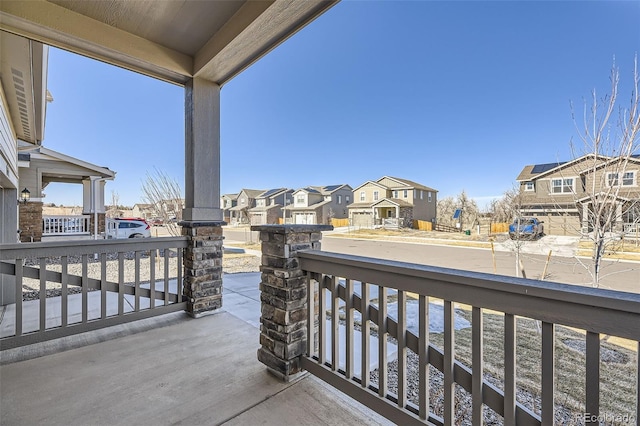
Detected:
[0,86,18,188]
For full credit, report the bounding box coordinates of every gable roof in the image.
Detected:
[517,154,640,181]
[221,193,239,200]
[352,180,389,192]
[238,189,265,199]
[258,188,289,198]
[377,176,437,192]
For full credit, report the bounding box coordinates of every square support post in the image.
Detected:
[181,221,225,318]
[252,224,332,381]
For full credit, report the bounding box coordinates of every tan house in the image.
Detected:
[220,193,238,223]
[228,188,264,225]
[248,188,293,225]
[131,203,154,219]
[516,154,640,236]
[348,176,437,228]
[283,184,353,224]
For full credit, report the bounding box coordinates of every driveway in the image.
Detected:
[495,235,580,257]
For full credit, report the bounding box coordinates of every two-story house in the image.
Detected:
[248,188,293,225]
[220,193,238,223]
[348,176,437,228]
[228,189,264,225]
[516,154,640,236]
[283,184,353,224]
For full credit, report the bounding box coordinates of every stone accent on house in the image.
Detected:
[180,221,225,318]
[252,224,332,381]
[399,206,413,228]
[88,213,106,235]
[18,201,43,242]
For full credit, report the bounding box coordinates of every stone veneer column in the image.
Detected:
[18,201,43,242]
[181,221,224,317]
[251,224,332,381]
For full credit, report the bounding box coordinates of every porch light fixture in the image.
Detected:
[19,188,30,204]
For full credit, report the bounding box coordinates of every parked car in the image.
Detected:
[106,218,151,239]
[509,217,544,240]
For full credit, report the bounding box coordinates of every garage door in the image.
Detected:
[351,212,372,228]
[539,213,580,236]
[294,213,316,224]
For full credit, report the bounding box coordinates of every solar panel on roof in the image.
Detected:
[261,188,282,197]
[305,187,319,193]
[323,185,341,191]
[531,162,564,174]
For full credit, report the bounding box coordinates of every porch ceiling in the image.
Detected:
[0,0,339,86]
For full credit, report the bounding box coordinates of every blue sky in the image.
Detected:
[42,1,640,208]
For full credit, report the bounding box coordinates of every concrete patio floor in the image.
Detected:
[0,274,393,426]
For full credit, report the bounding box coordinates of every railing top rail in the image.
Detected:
[0,236,189,260]
[298,250,640,340]
[42,215,90,218]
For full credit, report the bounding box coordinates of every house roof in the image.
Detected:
[239,189,265,199]
[380,176,437,192]
[517,154,640,181]
[248,204,281,212]
[372,198,414,208]
[348,202,375,209]
[258,188,289,198]
[294,184,351,195]
[352,180,389,192]
[284,199,331,211]
[221,193,239,200]
[22,145,116,182]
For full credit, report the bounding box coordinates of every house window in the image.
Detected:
[337,195,342,204]
[240,198,246,205]
[622,172,635,186]
[296,195,305,204]
[525,182,535,191]
[360,191,365,202]
[403,190,408,198]
[393,190,398,198]
[607,173,619,187]
[346,195,350,203]
[373,191,379,201]
[420,190,424,199]
[428,191,432,202]
[551,178,573,193]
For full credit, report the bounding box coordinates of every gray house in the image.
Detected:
[248,188,293,225]
[221,193,238,223]
[284,184,353,224]
[228,188,264,225]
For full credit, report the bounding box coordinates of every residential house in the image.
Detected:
[221,193,238,223]
[283,184,353,224]
[248,188,293,225]
[132,203,154,219]
[516,154,640,236]
[228,189,264,225]
[348,176,437,228]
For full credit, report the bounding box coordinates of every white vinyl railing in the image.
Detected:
[298,250,640,425]
[42,215,90,236]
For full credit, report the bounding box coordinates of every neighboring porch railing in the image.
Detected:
[298,250,640,425]
[0,237,188,350]
[42,215,91,236]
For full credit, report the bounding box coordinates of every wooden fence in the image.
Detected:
[331,218,350,227]
[413,220,433,231]
[491,222,509,233]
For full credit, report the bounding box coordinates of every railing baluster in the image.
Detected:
[444,300,455,426]
[177,247,183,301]
[504,313,516,425]
[149,250,156,309]
[15,259,23,336]
[118,252,124,315]
[306,272,314,357]
[541,322,555,426]
[100,252,107,318]
[378,285,387,398]
[318,274,327,365]
[331,276,339,371]
[164,248,169,305]
[135,251,141,311]
[61,256,68,327]
[397,290,406,409]
[585,331,600,424]
[472,306,483,425]
[361,281,370,389]
[39,258,46,331]
[82,254,88,323]
[419,295,429,420]
[345,278,354,380]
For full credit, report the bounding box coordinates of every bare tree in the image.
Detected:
[141,168,184,236]
[491,186,531,278]
[566,57,640,286]
[106,190,121,218]
[436,190,479,232]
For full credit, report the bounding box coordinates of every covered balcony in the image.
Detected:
[1,2,639,425]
